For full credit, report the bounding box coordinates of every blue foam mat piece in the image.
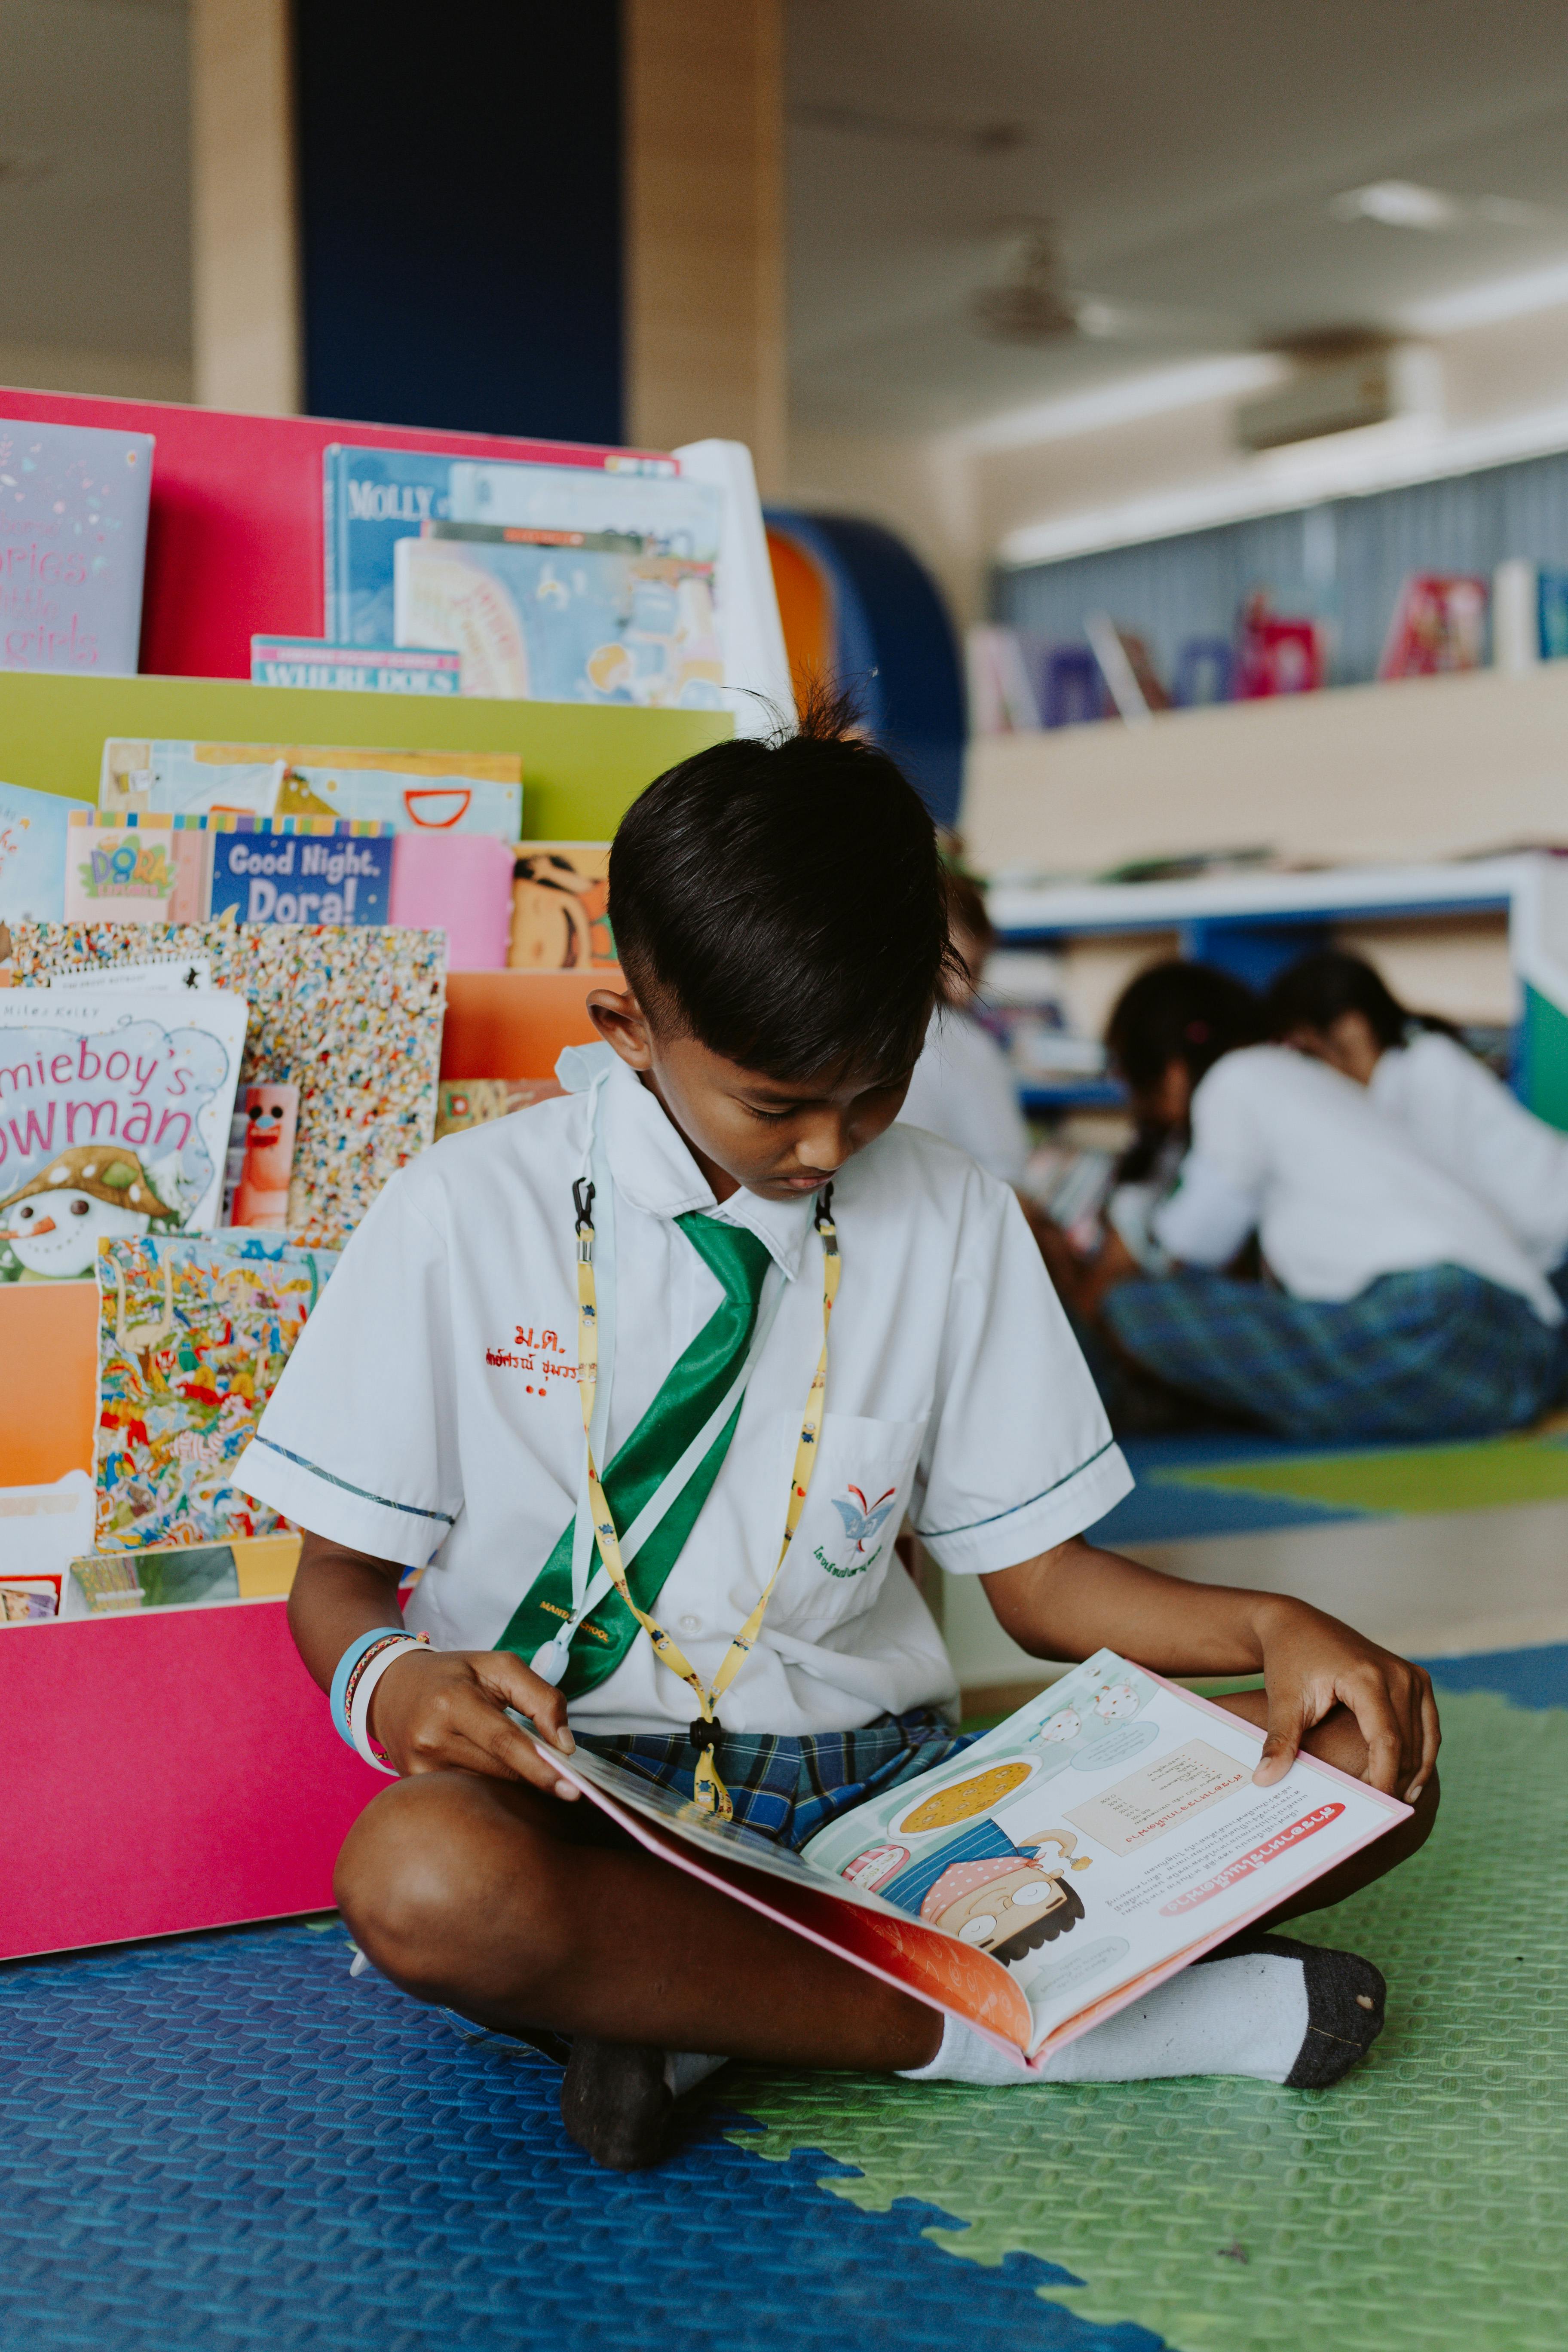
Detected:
[0,1923,1165,2352]
[1421,1641,1568,1711]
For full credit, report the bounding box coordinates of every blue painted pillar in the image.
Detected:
[293,0,624,443]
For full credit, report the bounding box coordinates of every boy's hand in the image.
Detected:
[1253,1601,1439,1804]
[369,1646,581,1799]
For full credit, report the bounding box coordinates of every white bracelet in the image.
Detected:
[349,1633,431,1773]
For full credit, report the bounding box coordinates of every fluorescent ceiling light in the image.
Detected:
[957,353,1285,453]
[1401,256,1568,334]
[1332,180,1464,230]
[996,398,1568,567]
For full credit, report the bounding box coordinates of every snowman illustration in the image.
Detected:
[0,1145,178,1281]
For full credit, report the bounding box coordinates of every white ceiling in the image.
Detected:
[787,0,1568,434]
[0,0,189,366]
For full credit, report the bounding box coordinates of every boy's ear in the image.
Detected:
[588,986,655,1070]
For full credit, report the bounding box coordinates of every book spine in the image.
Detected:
[322,447,340,644]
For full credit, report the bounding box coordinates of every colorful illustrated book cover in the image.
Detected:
[435,1078,563,1141]
[285,764,520,838]
[0,781,90,923]
[0,417,153,676]
[394,528,724,708]
[93,1231,338,1552]
[508,844,613,968]
[206,816,396,927]
[251,639,462,695]
[324,442,683,646]
[99,739,521,823]
[231,1081,299,1229]
[0,987,250,1280]
[64,812,214,924]
[1377,572,1488,680]
[7,922,445,1250]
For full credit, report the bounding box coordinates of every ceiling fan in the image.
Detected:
[969,221,1246,348]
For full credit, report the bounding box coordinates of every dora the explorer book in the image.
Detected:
[531,1651,1410,2069]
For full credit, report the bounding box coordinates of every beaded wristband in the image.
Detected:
[349,1632,432,1773]
[330,1627,409,1752]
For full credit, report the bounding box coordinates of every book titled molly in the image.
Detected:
[0,418,154,675]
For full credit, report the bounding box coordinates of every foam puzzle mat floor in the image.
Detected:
[3,1646,1565,2352]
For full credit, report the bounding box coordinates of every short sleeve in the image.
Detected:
[912,1182,1131,1574]
[234,1171,463,1568]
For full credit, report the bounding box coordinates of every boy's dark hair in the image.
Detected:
[609,682,958,1081]
[1265,949,1459,1051]
[1105,960,1265,1093]
[942,867,994,956]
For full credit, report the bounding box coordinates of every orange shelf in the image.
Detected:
[0,1282,98,1485]
[440,968,619,1081]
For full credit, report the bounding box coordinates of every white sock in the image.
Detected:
[662,2050,727,2098]
[900,1952,1310,2088]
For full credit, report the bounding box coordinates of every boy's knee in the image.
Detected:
[334,1773,571,2003]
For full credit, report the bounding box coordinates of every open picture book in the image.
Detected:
[528,1651,1410,2069]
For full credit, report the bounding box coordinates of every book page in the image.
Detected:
[799,1651,1408,2059]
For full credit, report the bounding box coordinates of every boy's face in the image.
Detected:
[589,986,913,1203]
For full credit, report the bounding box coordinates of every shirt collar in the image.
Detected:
[558,1043,819,1280]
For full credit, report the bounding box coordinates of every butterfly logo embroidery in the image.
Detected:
[830,1483,898,1555]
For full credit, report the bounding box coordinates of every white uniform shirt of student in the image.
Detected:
[236,1050,1130,1736]
[897,1008,1031,1188]
[1369,1029,1568,1276]
[1152,1045,1563,1324]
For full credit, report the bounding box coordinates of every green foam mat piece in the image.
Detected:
[1163,1435,1568,1517]
[725,1690,1568,2352]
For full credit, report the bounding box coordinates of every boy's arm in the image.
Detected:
[289,1529,580,1799]
[981,1537,1439,1804]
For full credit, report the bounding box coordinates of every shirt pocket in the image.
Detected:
[773,1409,927,1641]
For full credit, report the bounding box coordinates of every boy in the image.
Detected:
[240,701,1439,2172]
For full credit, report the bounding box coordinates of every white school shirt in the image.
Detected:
[237,1049,1130,1736]
[897,1007,1031,1187]
[1369,1030,1568,1275]
[1150,1044,1563,1325]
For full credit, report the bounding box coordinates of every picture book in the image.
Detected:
[447,460,722,560]
[251,639,462,695]
[0,986,249,1276]
[93,1230,339,1552]
[6,922,445,1250]
[388,833,515,970]
[1377,573,1488,681]
[394,529,724,709]
[323,442,684,646]
[0,417,153,676]
[58,1530,300,1615]
[99,740,522,830]
[207,817,395,928]
[230,1081,299,1230]
[64,813,213,925]
[43,952,213,995]
[533,1652,1409,2067]
[508,844,613,968]
[0,1469,95,1599]
[435,1078,563,1141]
[0,781,90,924]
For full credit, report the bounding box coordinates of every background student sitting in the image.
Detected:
[1049,960,1568,1442]
[896,867,1031,1188]
[1268,948,1568,1310]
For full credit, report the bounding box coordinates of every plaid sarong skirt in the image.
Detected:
[575,1706,975,1851]
[1104,1262,1568,1442]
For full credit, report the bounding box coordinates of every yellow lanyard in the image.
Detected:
[573,1177,839,1818]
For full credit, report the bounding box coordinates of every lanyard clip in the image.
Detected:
[815,1181,835,1231]
[573,1177,596,1236]
[688,1715,720,1752]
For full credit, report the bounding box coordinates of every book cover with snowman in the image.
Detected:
[536,1652,1409,2067]
[0,989,249,1284]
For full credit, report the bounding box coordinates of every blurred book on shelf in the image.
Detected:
[250,639,462,695]
[1378,573,1487,681]
[435,1079,564,1141]
[0,416,153,677]
[0,780,91,922]
[509,845,614,968]
[101,739,521,839]
[1237,596,1327,696]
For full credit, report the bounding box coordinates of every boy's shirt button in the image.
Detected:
[678,1614,703,1635]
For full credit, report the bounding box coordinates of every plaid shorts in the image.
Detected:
[1104,1262,1568,1442]
[574,1707,976,1851]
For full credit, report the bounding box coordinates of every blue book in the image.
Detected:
[0,779,91,922]
[323,448,453,647]
[0,417,153,675]
[206,817,395,928]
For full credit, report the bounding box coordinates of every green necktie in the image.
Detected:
[497,1213,774,1697]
